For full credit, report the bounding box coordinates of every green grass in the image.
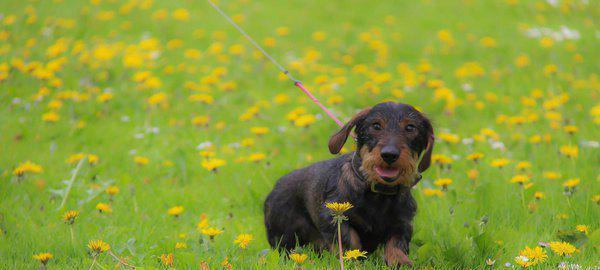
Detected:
[0,0,599,269]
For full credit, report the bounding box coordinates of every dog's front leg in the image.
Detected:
[385,235,413,267]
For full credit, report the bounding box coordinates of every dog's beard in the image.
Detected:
[360,147,418,187]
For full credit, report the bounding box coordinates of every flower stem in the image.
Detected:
[520,186,526,211]
[69,226,75,248]
[88,256,97,270]
[337,221,345,270]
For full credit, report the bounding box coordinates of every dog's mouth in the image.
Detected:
[374,165,400,182]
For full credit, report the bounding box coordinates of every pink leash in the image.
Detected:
[208,0,345,128]
[294,82,344,127]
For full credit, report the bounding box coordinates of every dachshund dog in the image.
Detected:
[264,102,434,267]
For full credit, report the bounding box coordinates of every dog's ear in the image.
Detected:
[328,107,371,154]
[418,118,435,172]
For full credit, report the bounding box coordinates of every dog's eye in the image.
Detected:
[372,123,382,131]
[405,124,416,132]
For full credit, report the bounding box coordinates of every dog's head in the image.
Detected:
[329,102,434,187]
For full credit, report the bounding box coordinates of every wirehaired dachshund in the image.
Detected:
[264,102,434,267]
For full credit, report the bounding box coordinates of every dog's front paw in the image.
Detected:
[385,246,413,268]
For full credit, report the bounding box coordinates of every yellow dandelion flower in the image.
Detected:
[510,174,530,184]
[490,158,510,168]
[87,239,110,254]
[175,242,187,249]
[247,153,266,162]
[434,178,453,189]
[33,253,53,265]
[515,54,530,67]
[294,114,317,127]
[548,241,579,256]
[13,161,44,176]
[563,125,578,134]
[250,126,269,135]
[575,225,588,235]
[563,178,580,188]
[95,203,112,213]
[559,145,578,158]
[432,154,453,165]
[201,158,226,171]
[105,185,119,196]
[343,249,367,260]
[62,210,79,225]
[87,154,99,165]
[172,8,189,21]
[289,253,308,264]
[516,161,532,171]
[540,37,554,48]
[543,171,561,180]
[438,133,460,144]
[160,253,174,266]
[201,227,224,238]
[233,233,253,249]
[534,192,544,200]
[514,255,532,268]
[519,246,547,266]
[423,188,444,197]
[133,156,149,165]
[466,153,484,162]
[167,206,184,217]
[325,202,353,215]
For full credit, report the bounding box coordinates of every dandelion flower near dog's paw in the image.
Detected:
[33,252,53,265]
[549,241,579,256]
[343,249,367,260]
[325,202,353,214]
[87,240,110,255]
[289,253,308,264]
[233,233,253,249]
[62,210,79,225]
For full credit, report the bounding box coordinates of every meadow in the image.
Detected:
[0,0,599,269]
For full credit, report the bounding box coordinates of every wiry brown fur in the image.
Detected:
[264,102,435,267]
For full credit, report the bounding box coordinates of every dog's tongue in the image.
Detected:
[375,166,400,178]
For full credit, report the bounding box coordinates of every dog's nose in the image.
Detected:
[380,146,400,164]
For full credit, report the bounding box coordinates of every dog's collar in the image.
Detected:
[350,151,421,195]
